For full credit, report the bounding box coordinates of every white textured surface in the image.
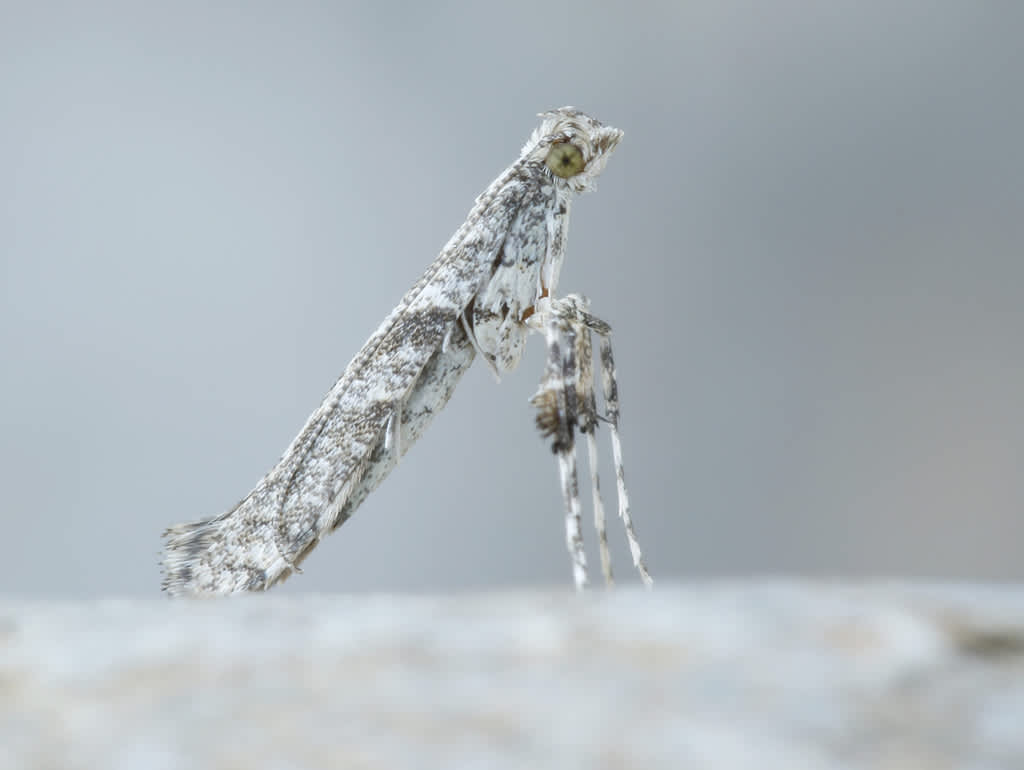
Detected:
[2,583,1024,769]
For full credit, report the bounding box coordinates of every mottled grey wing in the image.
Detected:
[161,171,529,595]
[330,318,477,533]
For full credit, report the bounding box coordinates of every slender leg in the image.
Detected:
[553,295,652,587]
[574,323,613,586]
[597,333,653,587]
[531,294,651,588]
[533,315,588,590]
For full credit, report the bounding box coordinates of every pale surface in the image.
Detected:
[3,583,1023,769]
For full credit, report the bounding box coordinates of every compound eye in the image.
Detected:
[545,141,585,178]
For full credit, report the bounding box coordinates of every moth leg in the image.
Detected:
[550,294,653,588]
[595,323,653,587]
[574,321,613,586]
[532,313,588,590]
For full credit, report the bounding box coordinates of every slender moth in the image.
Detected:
[162,107,650,595]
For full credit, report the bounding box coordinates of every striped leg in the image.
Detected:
[574,320,613,586]
[531,294,652,589]
[596,331,652,586]
[532,315,588,589]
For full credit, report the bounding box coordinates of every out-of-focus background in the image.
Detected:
[1,2,1021,598]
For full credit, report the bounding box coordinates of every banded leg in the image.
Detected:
[532,316,588,589]
[533,294,652,588]
[597,332,652,586]
[574,320,613,585]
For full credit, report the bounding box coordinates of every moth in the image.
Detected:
[162,107,651,595]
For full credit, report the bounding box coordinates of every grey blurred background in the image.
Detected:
[1,2,1022,598]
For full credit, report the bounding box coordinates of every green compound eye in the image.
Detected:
[545,141,585,178]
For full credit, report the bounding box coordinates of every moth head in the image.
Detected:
[524,107,623,193]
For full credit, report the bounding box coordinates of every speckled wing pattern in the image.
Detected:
[161,107,635,596]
